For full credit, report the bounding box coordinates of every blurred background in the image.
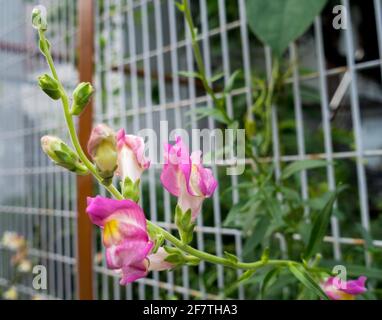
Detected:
[0,0,382,300]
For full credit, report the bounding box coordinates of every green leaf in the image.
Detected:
[243,215,270,256]
[54,150,73,165]
[59,142,77,159]
[238,269,257,282]
[261,247,270,263]
[357,224,380,253]
[181,209,192,229]
[224,70,241,94]
[175,1,185,12]
[189,106,231,125]
[152,234,164,254]
[260,268,280,298]
[304,191,337,260]
[288,264,329,300]
[246,0,328,56]
[165,253,185,264]
[178,70,202,79]
[39,38,51,55]
[121,177,140,202]
[210,72,225,83]
[281,160,328,180]
[224,251,238,264]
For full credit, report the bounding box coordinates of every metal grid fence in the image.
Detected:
[0,0,78,300]
[0,0,382,300]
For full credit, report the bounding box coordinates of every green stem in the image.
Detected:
[182,0,223,112]
[148,221,295,270]
[39,30,122,200]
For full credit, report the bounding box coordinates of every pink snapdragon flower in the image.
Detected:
[322,276,367,300]
[86,196,172,284]
[116,129,150,183]
[160,136,217,220]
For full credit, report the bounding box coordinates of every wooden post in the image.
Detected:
[76,0,94,300]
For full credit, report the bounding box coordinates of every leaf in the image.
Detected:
[210,72,225,83]
[223,198,258,229]
[188,106,231,125]
[181,209,192,229]
[165,253,184,264]
[238,269,257,282]
[39,38,51,55]
[261,268,280,298]
[54,150,73,164]
[175,2,185,12]
[261,247,270,263]
[357,224,380,253]
[178,70,202,79]
[224,251,239,264]
[288,264,329,300]
[224,70,241,94]
[281,160,328,180]
[220,182,254,197]
[243,215,270,256]
[246,0,328,56]
[304,191,337,260]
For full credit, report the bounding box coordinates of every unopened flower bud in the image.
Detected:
[87,124,117,185]
[38,74,61,100]
[71,82,94,115]
[41,136,88,175]
[32,5,47,31]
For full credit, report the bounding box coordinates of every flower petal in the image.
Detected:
[117,130,150,168]
[148,247,173,271]
[105,239,153,270]
[160,136,191,197]
[341,276,367,295]
[120,260,148,285]
[86,196,147,228]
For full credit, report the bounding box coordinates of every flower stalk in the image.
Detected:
[35,5,298,272]
[32,6,334,297]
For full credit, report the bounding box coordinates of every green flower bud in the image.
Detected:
[38,74,61,100]
[32,6,48,31]
[71,82,94,115]
[87,124,117,185]
[41,136,88,175]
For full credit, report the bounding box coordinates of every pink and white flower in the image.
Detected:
[116,129,150,183]
[147,247,173,272]
[86,196,173,284]
[160,136,217,220]
[86,196,153,284]
[322,276,367,300]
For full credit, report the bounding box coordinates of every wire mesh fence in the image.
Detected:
[0,0,382,300]
[0,0,78,300]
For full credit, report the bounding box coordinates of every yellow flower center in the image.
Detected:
[103,219,121,246]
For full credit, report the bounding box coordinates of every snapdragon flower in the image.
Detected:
[116,129,150,183]
[1,231,26,251]
[86,196,172,284]
[322,276,367,300]
[160,136,217,221]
